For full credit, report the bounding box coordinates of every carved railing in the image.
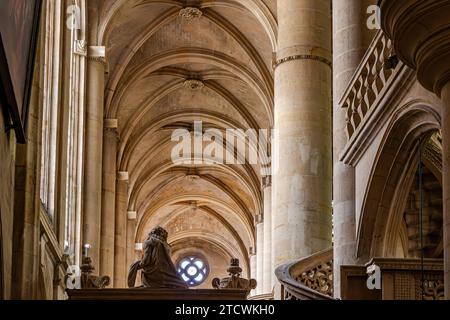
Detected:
[340,31,400,140]
[275,249,334,300]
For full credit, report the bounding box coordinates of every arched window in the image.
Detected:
[177,256,209,287]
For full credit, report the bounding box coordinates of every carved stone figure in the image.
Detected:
[212,258,256,293]
[128,226,188,289]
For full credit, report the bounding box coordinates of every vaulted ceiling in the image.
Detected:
[97,0,277,272]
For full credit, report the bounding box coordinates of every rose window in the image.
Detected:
[177,256,209,287]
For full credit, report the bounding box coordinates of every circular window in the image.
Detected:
[177,256,209,287]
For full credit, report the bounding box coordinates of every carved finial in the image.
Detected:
[212,258,257,294]
[179,7,203,21]
[184,79,204,91]
[78,257,110,289]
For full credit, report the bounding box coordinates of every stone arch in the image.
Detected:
[356,101,441,258]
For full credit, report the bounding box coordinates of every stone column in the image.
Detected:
[262,176,272,294]
[126,211,137,269]
[100,119,118,283]
[114,172,128,288]
[273,0,332,268]
[250,252,257,296]
[255,215,264,295]
[83,46,106,266]
[332,0,377,298]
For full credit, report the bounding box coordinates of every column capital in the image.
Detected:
[380,0,450,96]
[255,214,264,225]
[117,171,129,182]
[127,211,137,221]
[88,46,106,65]
[104,119,119,136]
[74,40,87,56]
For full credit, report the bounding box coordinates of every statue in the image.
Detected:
[128,226,188,289]
[212,258,256,294]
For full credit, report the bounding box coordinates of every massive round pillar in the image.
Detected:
[83,46,106,266]
[273,0,333,268]
[332,0,377,298]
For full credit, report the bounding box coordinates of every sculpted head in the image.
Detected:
[149,226,169,242]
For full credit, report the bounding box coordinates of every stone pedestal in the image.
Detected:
[273,0,332,268]
[67,288,248,300]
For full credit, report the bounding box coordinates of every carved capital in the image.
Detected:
[104,119,118,137]
[117,171,129,182]
[88,46,106,65]
[380,0,450,95]
[127,211,137,221]
[74,40,87,56]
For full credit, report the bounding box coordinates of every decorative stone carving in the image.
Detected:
[184,79,204,91]
[423,279,445,300]
[128,226,188,289]
[212,258,257,293]
[79,257,110,289]
[74,40,87,56]
[296,259,334,297]
[179,7,203,21]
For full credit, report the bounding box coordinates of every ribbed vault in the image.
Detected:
[97,0,276,279]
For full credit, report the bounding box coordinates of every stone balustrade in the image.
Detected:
[340,31,400,141]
